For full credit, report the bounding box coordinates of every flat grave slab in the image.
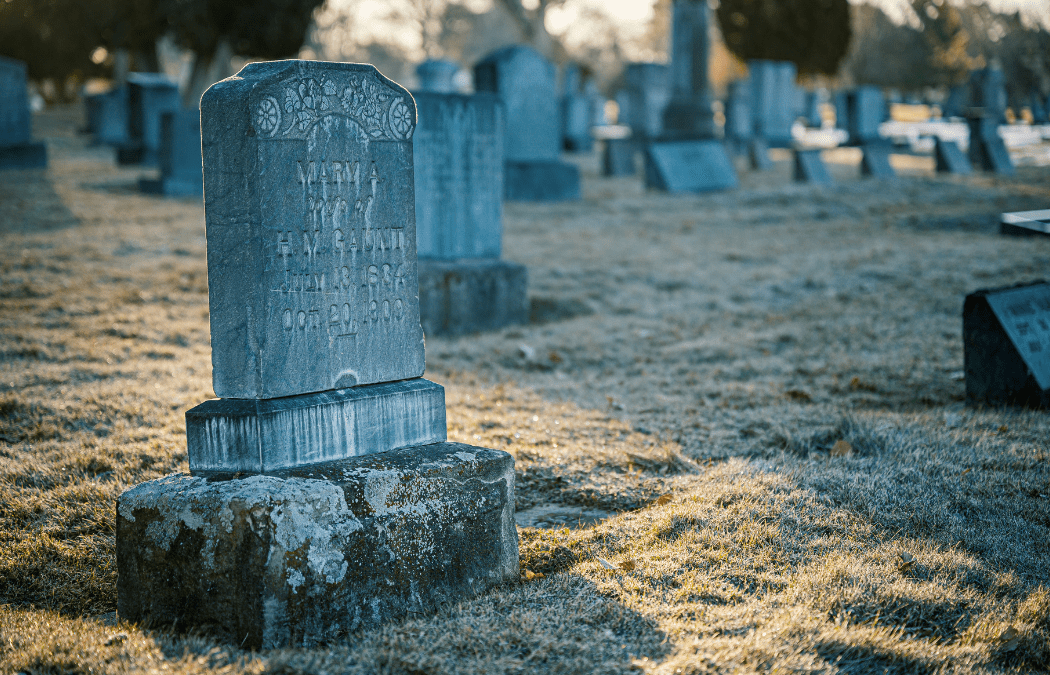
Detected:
[1001,209,1050,238]
[935,138,972,174]
[860,144,896,178]
[964,281,1050,408]
[793,148,833,185]
[645,140,737,193]
[201,60,425,399]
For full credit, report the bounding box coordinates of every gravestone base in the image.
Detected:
[645,140,738,193]
[418,258,528,336]
[602,138,635,176]
[0,141,47,170]
[138,176,203,197]
[935,138,972,174]
[117,442,519,650]
[186,379,447,475]
[793,148,833,185]
[117,144,158,166]
[860,144,896,178]
[504,161,581,202]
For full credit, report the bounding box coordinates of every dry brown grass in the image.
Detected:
[1,105,1049,673]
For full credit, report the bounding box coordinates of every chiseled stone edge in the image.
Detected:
[117,442,517,649]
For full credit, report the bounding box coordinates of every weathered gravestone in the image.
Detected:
[603,137,636,176]
[964,281,1050,408]
[139,109,203,196]
[561,64,593,152]
[860,144,896,179]
[749,60,797,147]
[1000,209,1050,238]
[416,59,460,94]
[833,91,849,130]
[622,63,671,141]
[645,141,738,193]
[474,46,580,201]
[116,61,518,648]
[0,56,47,170]
[91,86,130,146]
[1030,92,1049,125]
[934,137,972,174]
[723,79,752,155]
[793,148,833,185]
[413,91,527,335]
[967,116,1014,176]
[968,68,1007,124]
[942,85,967,119]
[846,86,886,146]
[748,137,772,171]
[117,72,180,166]
[802,90,823,128]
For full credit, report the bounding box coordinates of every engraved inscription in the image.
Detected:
[986,284,1050,389]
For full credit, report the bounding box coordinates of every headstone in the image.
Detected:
[645,140,738,193]
[1000,209,1050,238]
[967,116,1014,176]
[748,137,772,170]
[622,63,671,141]
[93,86,130,147]
[413,91,528,335]
[860,144,896,178]
[661,0,716,140]
[803,90,823,128]
[117,72,180,166]
[968,68,1007,124]
[474,46,580,201]
[934,137,972,174]
[723,79,752,155]
[116,60,518,648]
[833,91,849,130]
[0,56,47,170]
[793,148,832,185]
[416,59,460,94]
[964,281,1050,408]
[82,91,105,134]
[941,84,966,119]
[1030,92,1049,125]
[603,137,636,176]
[561,63,593,152]
[749,60,797,147]
[846,86,886,145]
[138,109,203,196]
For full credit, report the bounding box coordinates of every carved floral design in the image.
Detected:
[253,71,412,141]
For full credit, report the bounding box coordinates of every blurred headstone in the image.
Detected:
[803,91,822,128]
[934,138,972,174]
[603,138,635,176]
[833,91,849,130]
[661,0,715,140]
[93,87,130,146]
[964,281,1050,408]
[139,109,203,196]
[474,45,580,201]
[860,144,895,178]
[0,56,47,170]
[967,116,1014,176]
[117,60,518,649]
[1029,92,1048,125]
[723,79,752,155]
[846,86,886,145]
[413,91,528,335]
[416,59,460,94]
[748,137,772,170]
[793,148,832,184]
[1000,209,1050,238]
[968,68,1007,124]
[561,63,593,152]
[622,63,671,141]
[749,60,797,147]
[117,72,180,166]
[942,85,967,119]
[645,140,738,193]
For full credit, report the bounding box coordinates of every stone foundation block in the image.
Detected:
[504,160,581,202]
[117,442,518,649]
[186,379,447,474]
[418,258,528,336]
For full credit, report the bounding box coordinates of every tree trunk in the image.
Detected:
[183,40,234,109]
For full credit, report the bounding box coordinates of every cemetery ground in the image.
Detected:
[1,105,1049,674]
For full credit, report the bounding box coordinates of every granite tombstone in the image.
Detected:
[92,86,130,147]
[416,59,460,94]
[561,64,593,152]
[967,116,1014,176]
[749,60,797,147]
[1000,209,1050,238]
[645,140,738,193]
[846,86,886,146]
[964,281,1050,408]
[934,137,972,174]
[968,68,1007,124]
[117,72,180,166]
[860,144,896,179]
[139,109,203,196]
[793,148,833,185]
[474,46,580,201]
[603,137,636,176]
[116,61,518,648]
[0,56,47,169]
[622,63,671,141]
[748,137,772,170]
[723,79,753,155]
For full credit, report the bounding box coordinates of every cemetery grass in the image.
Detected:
[1,105,1049,674]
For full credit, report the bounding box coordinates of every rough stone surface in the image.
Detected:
[934,138,972,174]
[645,140,737,193]
[964,281,1050,409]
[0,56,47,170]
[504,160,581,202]
[418,258,528,336]
[186,378,447,474]
[622,63,670,141]
[1000,209,1050,238]
[118,73,180,166]
[860,144,896,179]
[602,138,636,176]
[967,117,1014,176]
[793,148,833,185]
[748,60,797,147]
[116,442,518,649]
[473,46,559,162]
[415,59,459,94]
[413,93,503,260]
[201,60,425,400]
[139,109,203,197]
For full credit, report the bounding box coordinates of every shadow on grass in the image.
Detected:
[0,168,79,235]
[813,639,936,675]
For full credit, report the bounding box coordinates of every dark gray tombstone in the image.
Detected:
[793,148,832,185]
[748,137,772,170]
[846,86,885,145]
[723,79,752,155]
[93,87,129,146]
[645,140,738,193]
[117,72,180,166]
[0,56,47,170]
[1030,92,1049,125]
[623,63,671,141]
[860,144,896,178]
[968,68,1007,124]
[661,0,715,140]
[749,60,797,147]
[934,138,972,174]
[603,138,636,176]
[116,60,518,649]
[416,59,460,94]
[413,91,528,335]
[967,116,1014,176]
[803,91,822,128]
[964,281,1050,408]
[139,109,203,196]
[474,46,580,201]
[833,91,849,130]
[942,84,966,119]
[561,63,593,152]
[1000,209,1050,238]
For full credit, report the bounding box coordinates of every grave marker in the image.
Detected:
[0,56,47,170]
[793,148,832,185]
[416,59,460,94]
[964,281,1050,408]
[860,144,896,178]
[748,137,772,171]
[967,116,1014,176]
[603,137,636,176]
[968,68,1007,124]
[117,73,180,166]
[645,141,738,193]
[749,60,797,147]
[723,79,752,155]
[561,64,593,152]
[138,109,203,196]
[1000,209,1050,238]
[116,61,518,648]
[934,138,972,174]
[92,86,129,146]
[622,63,670,141]
[846,86,886,145]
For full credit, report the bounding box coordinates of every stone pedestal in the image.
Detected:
[935,138,972,174]
[117,442,518,649]
[418,259,528,336]
[860,144,896,178]
[967,117,1014,176]
[793,149,833,185]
